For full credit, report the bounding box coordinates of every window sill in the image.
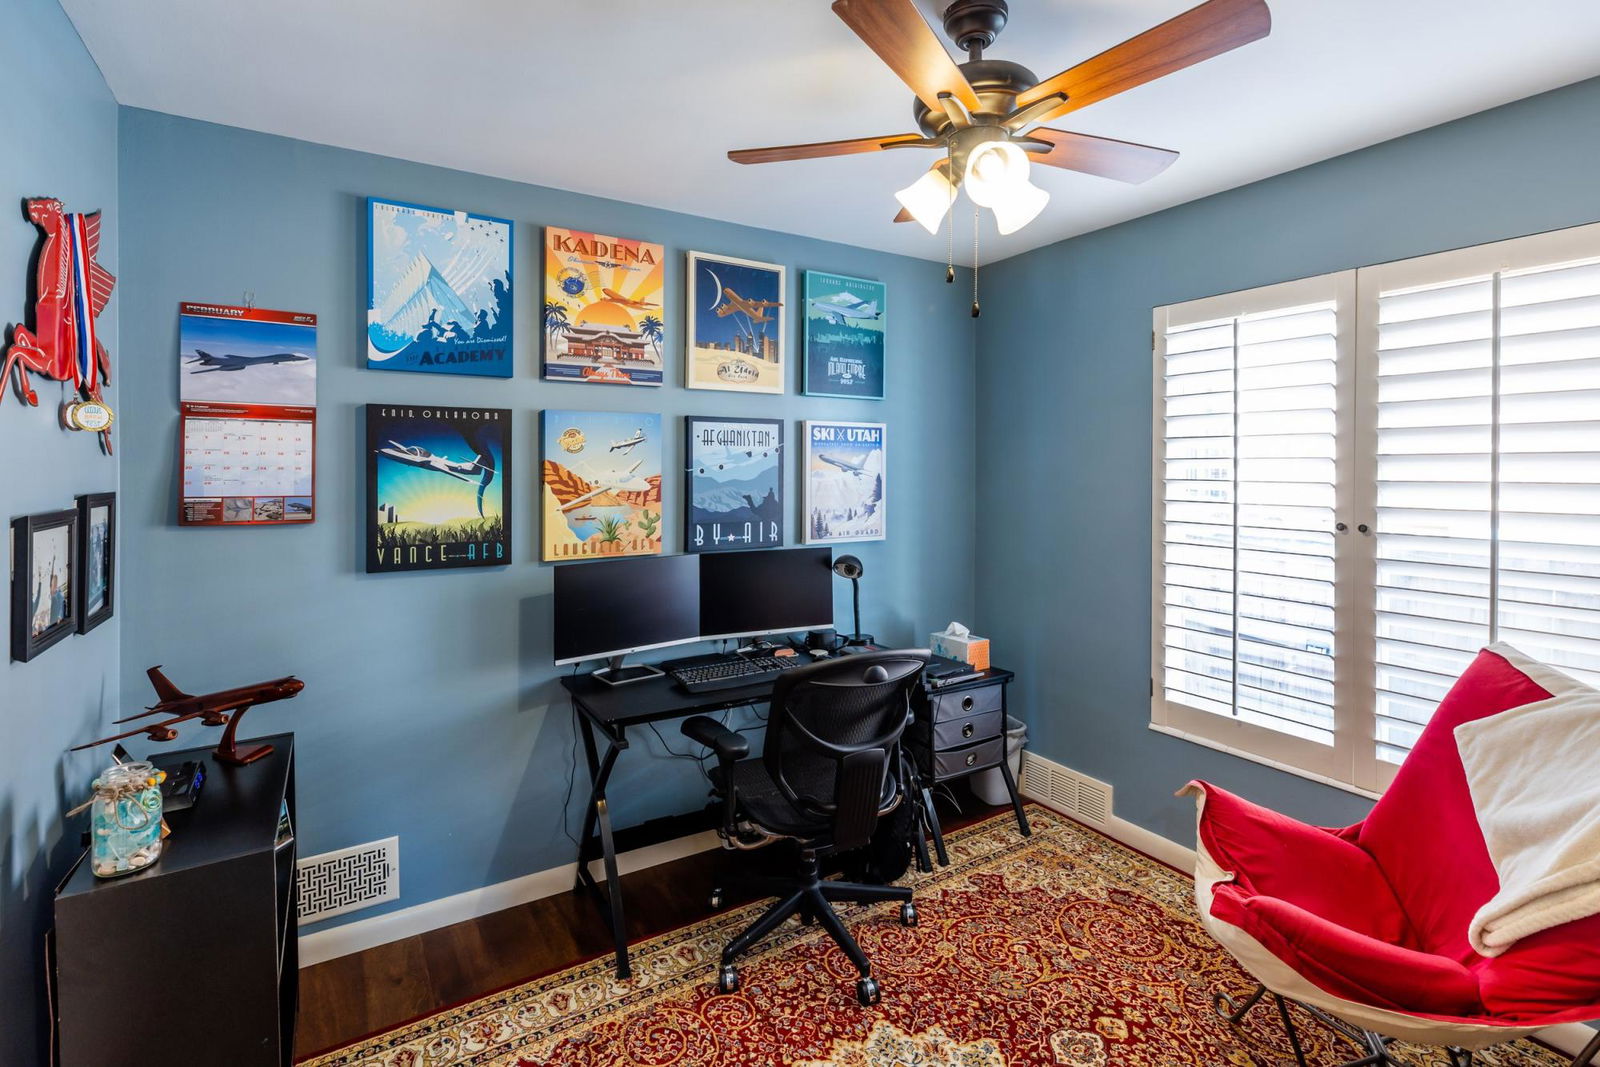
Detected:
[1148,722,1382,802]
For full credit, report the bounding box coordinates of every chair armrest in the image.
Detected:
[681,716,749,762]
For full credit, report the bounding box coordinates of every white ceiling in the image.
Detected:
[61,0,1600,265]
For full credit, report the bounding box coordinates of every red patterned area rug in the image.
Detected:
[302,806,1570,1067]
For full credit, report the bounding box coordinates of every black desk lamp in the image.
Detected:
[832,554,874,647]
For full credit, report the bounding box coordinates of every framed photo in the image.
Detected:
[685,252,785,393]
[684,416,783,553]
[365,406,511,573]
[366,198,513,378]
[11,508,78,661]
[541,410,664,561]
[542,227,665,386]
[803,270,886,399]
[802,421,886,544]
[76,493,115,634]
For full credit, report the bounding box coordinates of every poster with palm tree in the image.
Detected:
[542,227,665,386]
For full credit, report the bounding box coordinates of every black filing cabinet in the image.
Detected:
[54,734,298,1067]
[908,669,1030,861]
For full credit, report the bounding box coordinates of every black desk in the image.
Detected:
[560,664,1025,979]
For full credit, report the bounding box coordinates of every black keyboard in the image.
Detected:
[669,655,809,694]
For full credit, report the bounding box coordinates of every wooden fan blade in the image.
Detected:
[832,0,981,112]
[1022,129,1179,184]
[1015,0,1270,123]
[894,207,914,223]
[729,133,930,165]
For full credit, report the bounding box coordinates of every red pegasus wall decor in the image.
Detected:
[2,197,116,453]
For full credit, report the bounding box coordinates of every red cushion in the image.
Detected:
[1209,884,1484,1015]
[1357,647,1552,962]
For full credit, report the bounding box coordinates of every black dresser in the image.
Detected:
[54,734,298,1066]
[907,668,1030,863]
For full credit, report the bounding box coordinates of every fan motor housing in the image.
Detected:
[913,58,1038,137]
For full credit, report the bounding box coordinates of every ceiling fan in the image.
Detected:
[729,0,1272,237]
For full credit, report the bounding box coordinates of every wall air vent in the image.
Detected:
[297,837,399,925]
[1018,752,1113,826]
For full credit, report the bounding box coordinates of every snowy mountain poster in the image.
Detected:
[686,252,785,393]
[366,405,510,573]
[803,271,885,399]
[541,410,664,561]
[366,198,513,378]
[803,421,886,544]
[543,227,665,386]
[685,416,783,553]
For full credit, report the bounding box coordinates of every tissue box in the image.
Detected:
[930,630,990,671]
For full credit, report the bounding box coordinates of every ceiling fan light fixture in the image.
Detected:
[989,179,1050,235]
[894,166,956,235]
[961,139,1030,208]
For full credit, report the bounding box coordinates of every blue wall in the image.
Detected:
[0,0,119,1062]
[115,108,978,932]
[975,76,1600,846]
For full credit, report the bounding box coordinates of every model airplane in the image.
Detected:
[715,289,781,321]
[609,429,647,453]
[187,349,310,373]
[820,453,873,476]
[376,440,497,517]
[810,292,881,325]
[71,666,305,766]
[600,287,659,310]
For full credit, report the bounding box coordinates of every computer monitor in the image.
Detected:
[699,547,835,643]
[553,554,701,683]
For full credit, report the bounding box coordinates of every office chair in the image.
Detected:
[681,649,930,1006]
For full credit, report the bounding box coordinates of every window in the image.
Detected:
[1153,223,1600,793]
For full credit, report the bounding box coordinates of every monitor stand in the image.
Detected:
[592,655,664,687]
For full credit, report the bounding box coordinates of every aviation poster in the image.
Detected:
[802,271,886,400]
[542,227,665,386]
[685,251,785,393]
[541,410,663,561]
[802,420,887,544]
[366,198,513,378]
[365,405,511,573]
[178,302,318,526]
[685,416,783,553]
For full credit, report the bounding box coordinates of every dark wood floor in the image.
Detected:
[295,794,1006,1059]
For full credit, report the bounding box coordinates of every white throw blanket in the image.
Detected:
[1456,650,1600,957]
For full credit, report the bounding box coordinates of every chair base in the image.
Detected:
[712,848,914,1006]
[1215,983,1600,1067]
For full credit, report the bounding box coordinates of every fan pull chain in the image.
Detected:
[971,209,981,318]
[944,179,955,284]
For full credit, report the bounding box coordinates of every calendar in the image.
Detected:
[177,303,318,526]
[180,404,317,525]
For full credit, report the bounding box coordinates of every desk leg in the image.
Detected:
[572,711,633,979]
[999,755,1032,837]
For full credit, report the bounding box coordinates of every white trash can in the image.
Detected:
[971,716,1027,806]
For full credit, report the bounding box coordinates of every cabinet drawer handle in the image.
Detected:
[961,696,975,712]
[961,722,975,739]
[964,752,977,767]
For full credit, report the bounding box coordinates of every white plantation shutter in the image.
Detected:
[1154,274,1353,779]
[1154,221,1600,794]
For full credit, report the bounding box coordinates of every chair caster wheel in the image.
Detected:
[899,902,918,927]
[856,976,881,1006]
[708,890,725,910]
[717,964,739,994]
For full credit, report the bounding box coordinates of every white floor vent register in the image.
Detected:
[1019,752,1114,825]
[297,837,400,925]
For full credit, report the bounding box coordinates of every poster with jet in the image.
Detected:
[366,198,513,377]
[802,270,885,399]
[685,416,783,552]
[366,405,510,572]
[542,228,665,386]
[803,420,886,544]
[541,410,663,560]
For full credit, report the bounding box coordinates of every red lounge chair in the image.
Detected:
[1182,645,1600,1066]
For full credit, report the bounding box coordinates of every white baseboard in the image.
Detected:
[1016,752,1596,1056]
[297,830,721,968]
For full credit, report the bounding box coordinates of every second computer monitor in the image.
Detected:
[699,547,834,642]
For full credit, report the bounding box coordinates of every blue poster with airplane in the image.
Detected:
[367,198,513,378]
[803,270,886,399]
[684,416,783,552]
